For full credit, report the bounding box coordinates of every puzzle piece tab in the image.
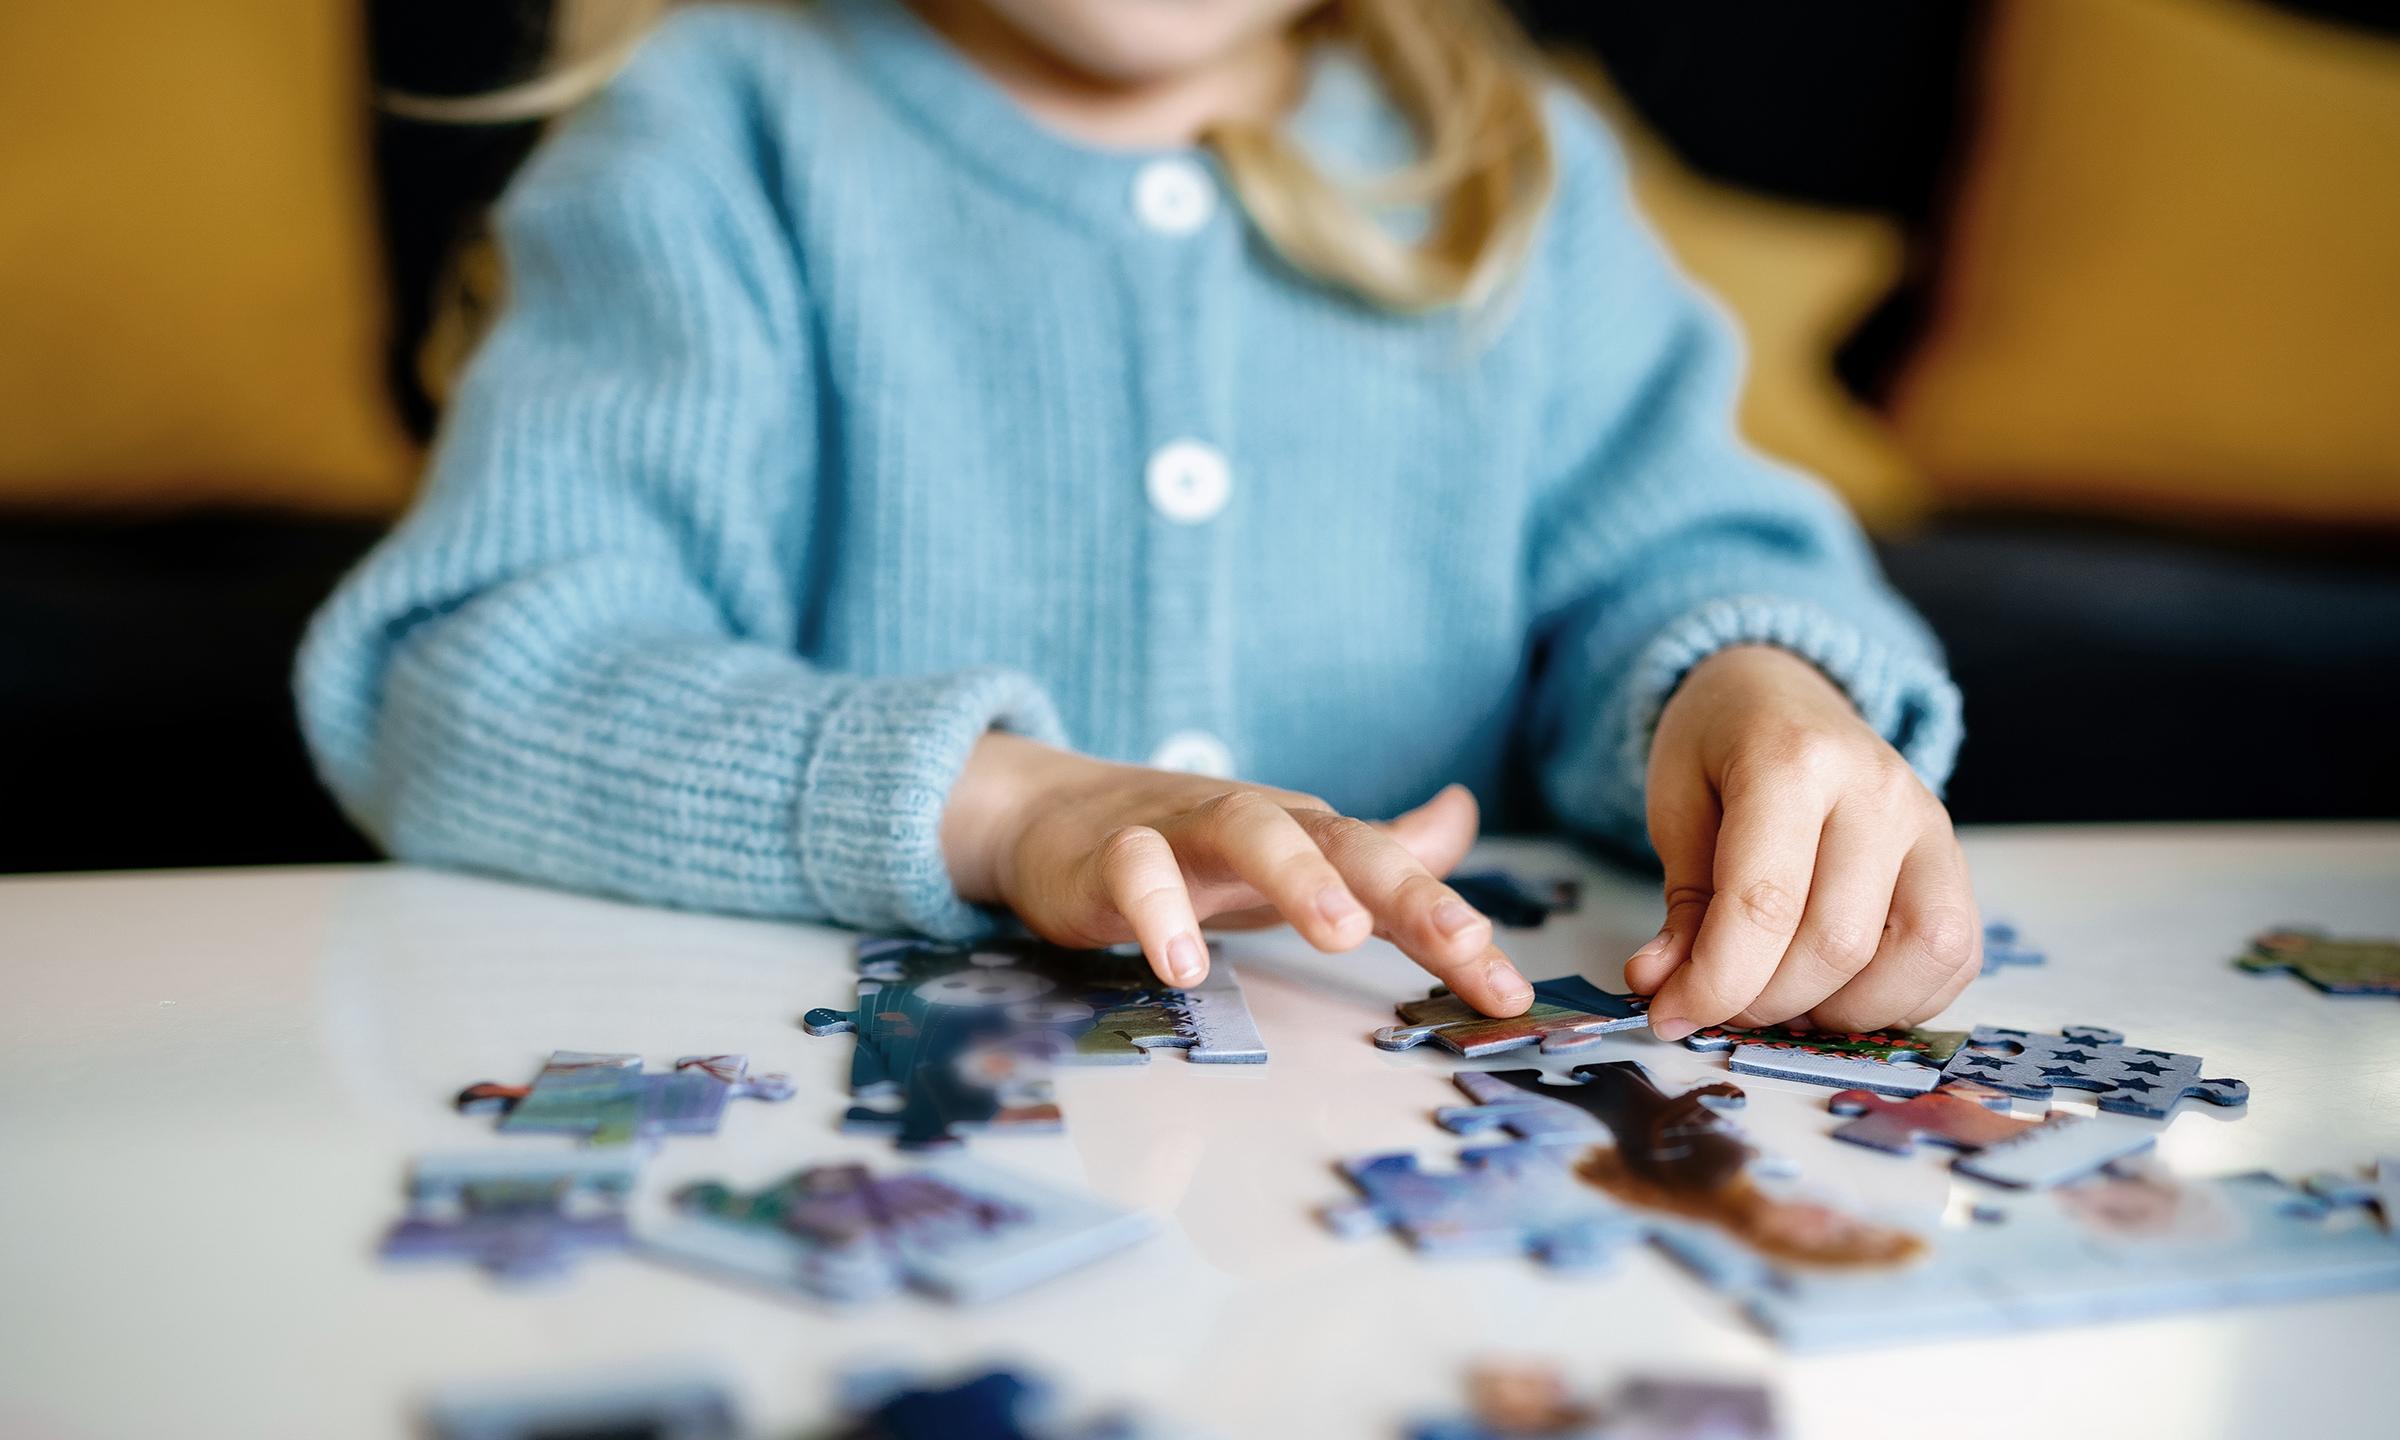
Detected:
[1447,870,1583,930]
[2238,928,2400,998]
[1938,1025,2249,1120]
[1684,1024,1966,1095]
[379,1152,637,1283]
[1375,976,1648,1057]
[456,1052,794,1147]
[641,1157,1152,1304]
[803,936,1266,1149]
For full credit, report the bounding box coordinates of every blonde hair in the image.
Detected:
[383,0,1554,312]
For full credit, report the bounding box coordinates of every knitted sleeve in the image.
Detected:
[1521,97,1962,854]
[294,35,1061,937]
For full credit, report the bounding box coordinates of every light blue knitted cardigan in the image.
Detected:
[296,0,1961,939]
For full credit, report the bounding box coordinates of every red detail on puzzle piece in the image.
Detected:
[1826,1084,2035,1156]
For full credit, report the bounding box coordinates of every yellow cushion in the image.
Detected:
[0,1,417,514]
[1888,0,2400,528]
[1557,60,1929,531]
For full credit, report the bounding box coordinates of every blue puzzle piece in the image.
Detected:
[834,1368,1146,1440]
[1938,1025,2249,1120]
[427,1377,738,1440]
[1446,870,1581,929]
[2304,1157,2400,1234]
[379,1151,638,1283]
[1979,920,2046,975]
[456,1052,794,1147]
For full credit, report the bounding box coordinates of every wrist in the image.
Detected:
[940,730,1078,904]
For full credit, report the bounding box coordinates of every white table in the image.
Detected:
[3,826,2397,1439]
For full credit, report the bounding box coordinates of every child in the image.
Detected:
[299,0,1977,1040]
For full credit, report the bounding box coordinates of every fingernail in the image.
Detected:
[1651,1013,1697,1043]
[1166,934,1205,986]
[1487,959,1533,1011]
[1316,884,1364,928]
[1433,899,1480,938]
[1628,929,1672,964]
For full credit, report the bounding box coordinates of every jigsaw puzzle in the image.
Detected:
[2237,928,2400,998]
[1374,976,1648,1057]
[823,1368,1146,1440]
[1329,1061,1921,1277]
[379,1151,637,1283]
[1447,870,1582,930]
[1740,1166,2400,1350]
[641,1158,1152,1304]
[455,1052,794,1147]
[804,936,1265,1149]
[1978,920,2045,975]
[1825,1085,2158,1188]
[1412,1363,1779,1440]
[427,1376,739,1440]
[1938,1025,2249,1120]
[1683,1023,1966,1095]
[2305,1157,2399,1233]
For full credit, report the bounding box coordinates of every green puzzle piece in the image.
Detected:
[2237,928,2400,998]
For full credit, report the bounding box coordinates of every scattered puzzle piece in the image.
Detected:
[2304,1157,2400,1234]
[1741,1168,2400,1350]
[427,1376,739,1440]
[1412,1363,1779,1440]
[456,1052,794,1147]
[803,936,1265,1149]
[379,1152,637,1283]
[1979,920,2045,975]
[641,1158,1152,1304]
[1938,1025,2249,1120]
[1447,870,1582,929]
[827,1368,1147,1440]
[1323,1142,1644,1268]
[1683,1024,1966,1096]
[1824,1084,2157,1189]
[2237,928,2400,998]
[1374,976,1648,1057]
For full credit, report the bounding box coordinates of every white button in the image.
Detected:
[1145,439,1231,523]
[1149,731,1236,777]
[1132,158,1215,235]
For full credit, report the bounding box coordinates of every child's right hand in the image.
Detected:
[941,733,1533,1015]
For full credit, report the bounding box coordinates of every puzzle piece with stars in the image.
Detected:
[1374,976,1648,1058]
[1683,1023,1967,1095]
[2237,928,2400,998]
[455,1052,794,1147]
[1938,1025,2248,1120]
[379,1151,637,1283]
[641,1157,1152,1304]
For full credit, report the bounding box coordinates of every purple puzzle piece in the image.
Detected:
[380,1152,638,1283]
[456,1051,795,1146]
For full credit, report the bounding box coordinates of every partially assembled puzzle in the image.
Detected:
[804,934,1266,1148]
[641,1157,1153,1304]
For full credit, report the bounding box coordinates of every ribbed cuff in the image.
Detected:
[1618,594,1965,813]
[796,666,1067,940]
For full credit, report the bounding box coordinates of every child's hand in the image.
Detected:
[942,733,1533,1015]
[1627,645,1979,1040]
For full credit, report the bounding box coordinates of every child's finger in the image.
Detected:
[1806,837,1979,1033]
[1372,784,1481,876]
[1290,808,1531,1016]
[1092,825,1209,986]
[1648,780,1824,1040]
[1725,806,1903,1028]
[1164,792,1370,953]
[1631,761,1720,996]
[1900,939,1980,1028]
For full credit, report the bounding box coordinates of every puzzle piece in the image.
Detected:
[1323,1142,1648,1268]
[803,936,1265,1149]
[1412,1364,1779,1440]
[827,1368,1146,1440]
[1375,976,1648,1057]
[1683,1024,1966,1096]
[1825,1085,2158,1188]
[1741,1168,2400,1350]
[427,1377,738,1440]
[1938,1025,2249,1120]
[1447,870,1583,930]
[379,1151,637,1283]
[1979,919,2045,975]
[642,1157,1152,1304]
[2238,928,2400,998]
[2304,1157,2400,1234]
[456,1052,794,1147]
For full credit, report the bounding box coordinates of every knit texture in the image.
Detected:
[296,0,1961,938]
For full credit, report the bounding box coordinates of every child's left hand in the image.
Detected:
[1625,645,1979,1040]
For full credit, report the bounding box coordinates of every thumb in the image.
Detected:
[1376,783,1481,877]
[1628,758,1718,997]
